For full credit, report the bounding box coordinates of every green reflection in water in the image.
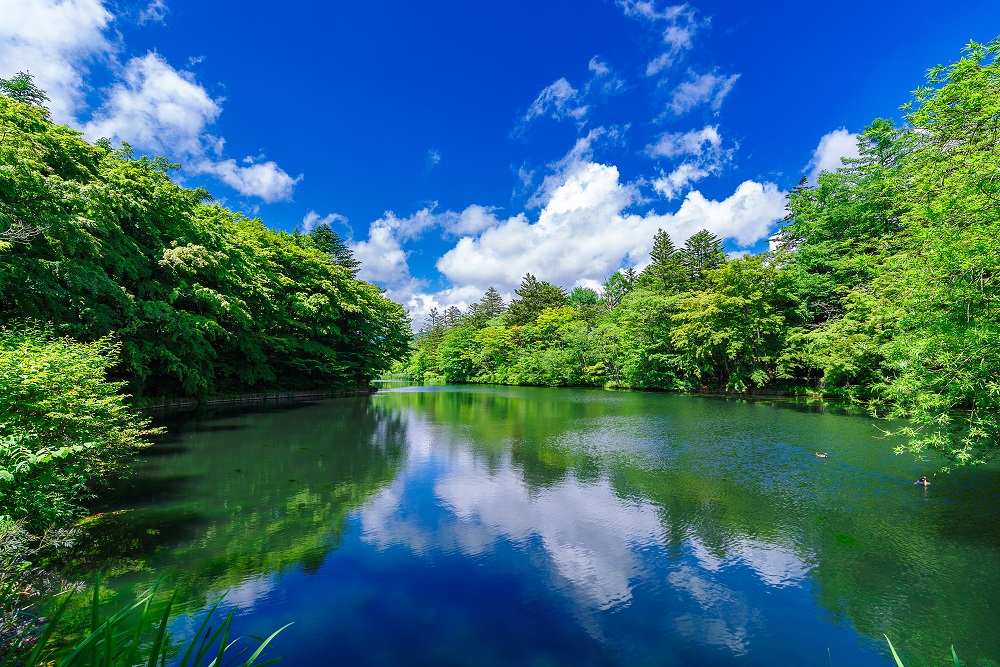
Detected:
[74,386,998,664]
[74,397,407,612]
[375,386,1000,662]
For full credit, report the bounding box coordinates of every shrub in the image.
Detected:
[0,326,158,530]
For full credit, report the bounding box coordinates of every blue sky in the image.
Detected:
[2,0,998,322]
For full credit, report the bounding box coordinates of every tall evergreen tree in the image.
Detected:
[505,274,568,326]
[679,229,727,282]
[638,229,688,293]
[467,286,507,327]
[309,223,360,276]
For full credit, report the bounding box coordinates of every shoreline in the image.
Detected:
[136,386,379,413]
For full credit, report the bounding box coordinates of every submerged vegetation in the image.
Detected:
[401,40,1000,469]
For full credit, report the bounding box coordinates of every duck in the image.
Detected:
[914,475,931,487]
[815,452,829,458]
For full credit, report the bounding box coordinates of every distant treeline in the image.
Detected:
[399,40,1000,467]
[0,78,411,399]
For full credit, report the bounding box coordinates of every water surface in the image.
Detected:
[87,386,1000,666]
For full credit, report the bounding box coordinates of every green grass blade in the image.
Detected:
[242,623,292,666]
[951,645,961,667]
[178,597,225,667]
[26,591,75,667]
[884,636,906,667]
[146,591,177,667]
[211,612,234,667]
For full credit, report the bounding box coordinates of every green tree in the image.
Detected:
[672,255,799,391]
[638,229,688,293]
[505,274,568,326]
[601,268,636,311]
[870,39,1000,466]
[0,72,48,108]
[0,327,157,530]
[309,222,360,276]
[678,229,727,283]
[569,286,599,306]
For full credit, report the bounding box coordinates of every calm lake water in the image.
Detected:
[86,385,1000,666]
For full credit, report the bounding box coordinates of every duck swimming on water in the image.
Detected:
[815,452,829,458]
[915,475,931,487]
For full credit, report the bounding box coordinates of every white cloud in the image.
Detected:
[447,204,504,236]
[645,21,697,76]
[84,52,301,202]
[588,56,610,77]
[301,210,349,234]
[0,0,114,122]
[427,148,441,168]
[646,126,734,199]
[137,0,168,25]
[615,1,699,77]
[436,157,784,294]
[523,77,588,124]
[670,70,740,115]
[647,125,722,159]
[806,128,859,182]
[192,159,301,203]
[352,216,419,293]
[84,52,220,154]
[0,2,299,202]
[616,0,686,22]
[353,131,784,321]
[652,163,710,199]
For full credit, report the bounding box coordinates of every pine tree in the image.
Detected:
[310,223,360,276]
[679,229,727,282]
[638,229,688,293]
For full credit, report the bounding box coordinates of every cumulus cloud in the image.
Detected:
[646,125,722,159]
[646,126,735,199]
[436,158,784,294]
[84,52,220,154]
[0,2,300,202]
[806,128,859,182]
[83,52,301,202]
[352,215,420,293]
[669,70,740,115]
[0,0,114,122]
[353,129,784,323]
[652,163,711,199]
[192,159,301,202]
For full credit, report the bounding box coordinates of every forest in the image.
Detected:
[400,40,1000,470]
[0,74,411,531]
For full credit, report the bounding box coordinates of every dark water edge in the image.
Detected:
[135,386,379,414]
[74,385,999,667]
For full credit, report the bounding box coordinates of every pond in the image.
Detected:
[84,385,1000,666]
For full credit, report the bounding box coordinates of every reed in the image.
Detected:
[0,578,289,667]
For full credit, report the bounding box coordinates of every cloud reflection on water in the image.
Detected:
[358,411,815,655]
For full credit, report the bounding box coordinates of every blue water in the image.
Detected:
[93,385,1000,666]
